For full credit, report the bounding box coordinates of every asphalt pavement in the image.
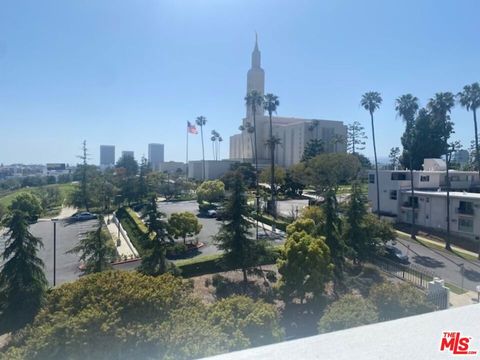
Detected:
[1,218,98,286]
[392,237,480,292]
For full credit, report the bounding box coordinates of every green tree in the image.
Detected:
[139,196,173,276]
[344,183,393,264]
[369,282,435,321]
[347,121,367,154]
[388,147,401,170]
[0,210,47,333]
[70,164,102,211]
[277,225,333,304]
[259,166,286,192]
[318,294,378,333]
[322,188,345,282]
[245,89,264,231]
[264,93,280,218]
[215,174,263,283]
[458,82,480,176]
[396,93,419,239]
[226,162,256,189]
[280,168,305,197]
[197,180,225,204]
[300,153,361,195]
[137,156,152,202]
[8,192,43,222]
[196,116,208,180]
[208,295,283,350]
[301,139,324,161]
[68,218,116,274]
[361,91,382,217]
[428,92,455,250]
[168,212,203,245]
[116,153,139,177]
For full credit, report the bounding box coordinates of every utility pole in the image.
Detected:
[52,219,57,286]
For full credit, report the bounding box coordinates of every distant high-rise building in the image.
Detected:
[100,145,115,166]
[122,150,134,159]
[148,143,164,171]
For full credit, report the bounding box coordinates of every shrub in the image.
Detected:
[318,294,378,333]
[369,282,436,321]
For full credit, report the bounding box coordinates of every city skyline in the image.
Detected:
[0,1,479,165]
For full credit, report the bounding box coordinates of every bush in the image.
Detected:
[318,294,378,333]
[166,242,188,259]
[369,282,436,321]
[1,272,283,360]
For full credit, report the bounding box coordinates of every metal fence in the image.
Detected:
[371,256,436,290]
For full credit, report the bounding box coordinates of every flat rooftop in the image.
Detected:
[401,190,480,200]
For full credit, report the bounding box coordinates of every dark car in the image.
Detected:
[71,212,97,221]
[384,244,409,264]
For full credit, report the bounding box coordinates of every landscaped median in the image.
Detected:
[115,206,283,277]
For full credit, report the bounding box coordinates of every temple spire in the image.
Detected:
[251,33,261,69]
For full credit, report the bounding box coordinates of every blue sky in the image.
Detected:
[0,0,479,165]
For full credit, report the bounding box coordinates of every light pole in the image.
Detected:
[51,218,58,286]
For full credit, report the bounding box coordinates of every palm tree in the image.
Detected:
[396,94,419,239]
[196,116,207,180]
[0,210,48,333]
[218,136,223,160]
[458,83,480,176]
[238,124,246,161]
[428,92,455,251]
[361,91,383,218]
[245,90,263,239]
[264,93,280,218]
[210,134,217,160]
[245,121,255,159]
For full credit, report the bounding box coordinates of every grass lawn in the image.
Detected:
[0,183,75,210]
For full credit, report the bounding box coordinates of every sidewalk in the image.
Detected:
[450,290,479,308]
[105,214,139,260]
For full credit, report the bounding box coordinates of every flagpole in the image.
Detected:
[186,124,189,181]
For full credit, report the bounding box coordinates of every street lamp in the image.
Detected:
[51,218,59,286]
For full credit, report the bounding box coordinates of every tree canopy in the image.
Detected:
[0,271,282,360]
[197,180,225,204]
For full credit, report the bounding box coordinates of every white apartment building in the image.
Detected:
[368,159,480,240]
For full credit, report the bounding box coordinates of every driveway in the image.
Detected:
[392,237,480,292]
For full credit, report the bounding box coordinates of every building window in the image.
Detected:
[391,172,407,180]
[390,190,397,200]
[420,175,430,182]
[458,217,474,233]
[403,196,419,208]
[369,174,375,184]
[458,201,474,215]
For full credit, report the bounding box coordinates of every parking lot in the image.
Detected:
[1,218,98,286]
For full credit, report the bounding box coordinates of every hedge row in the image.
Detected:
[176,246,282,278]
[116,207,148,257]
[251,213,288,232]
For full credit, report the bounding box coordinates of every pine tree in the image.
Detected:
[0,210,48,333]
[68,217,115,274]
[344,182,368,263]
[139,196,172,276]
[215,173,264,283]
[322,188,345,280]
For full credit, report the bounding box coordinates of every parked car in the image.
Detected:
[384,244,409,264]
[71,211,97,221]
[207,209,217,218]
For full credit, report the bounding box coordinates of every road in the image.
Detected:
[1,218,97,286]
[392,237,480,292]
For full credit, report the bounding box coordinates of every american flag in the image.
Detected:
[187,121,198,134]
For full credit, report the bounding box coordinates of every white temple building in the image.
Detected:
[229,36,348,167]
